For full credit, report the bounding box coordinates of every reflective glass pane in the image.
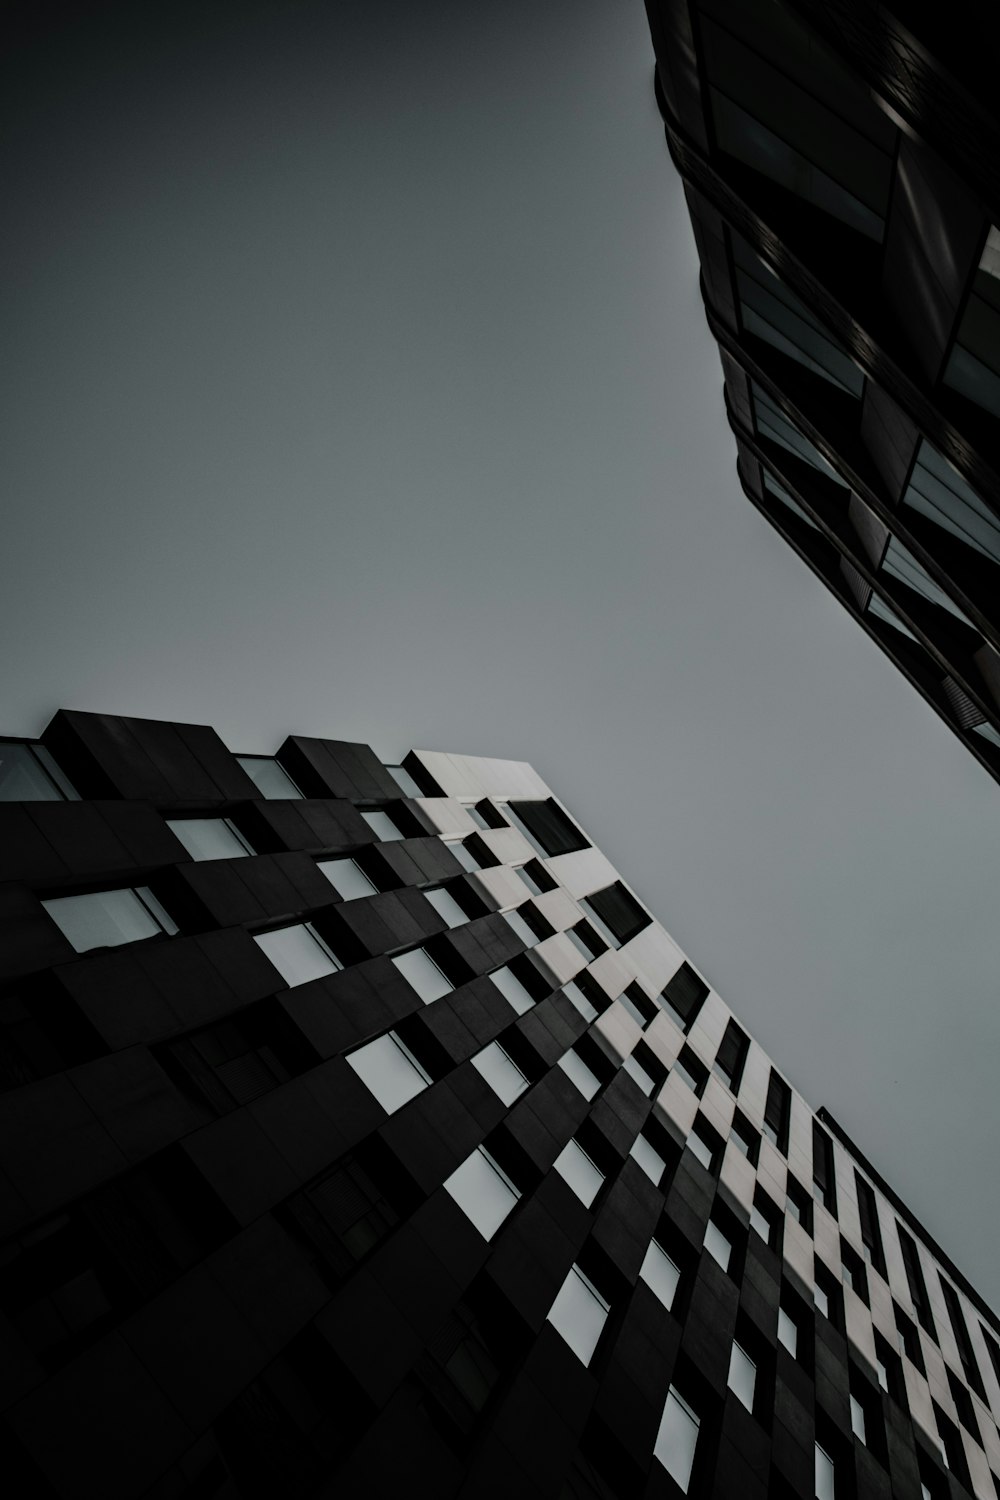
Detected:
[689,1132,714,1171]
[424,887,468,929]
[562,981,597,1022]
[134,887,178,935]
[640,1241,680,1309]
[704,1221,731,1272]
[444,1148,519,1239]
[317,857,377,900]
[778,1308,798,1357]
[902,440,1000,567]
[515,865,543,895]
[347,1032,431,1113]
[448,840,481,872]
[237,756,303,799]
[547,1265,610,1365]
[654,1387,700,1492]
[558,1051,601,1101]
[254,923,341,986]
[43,889,165,952]
[392,948,452,1004]
[623,1053,655,1095]
[0,742,64,801]
[815,1444,835,1500]
[620,993,648,1027]
[553,1140,604,1207]
[503,909,536,947]
[629,1134,666,1185]
[168,818,251,861]
[750,1204,773,1242]
[728,1343,756,1412]
[362,809,404,841]
[471,1042,528,1105]
[850,1394,866,1444]
[489,966,536,1015]
[387,764,422,797]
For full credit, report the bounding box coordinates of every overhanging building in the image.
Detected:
[644,0,1000,784]
[2,711,1000,1498]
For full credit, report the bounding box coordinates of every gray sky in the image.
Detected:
[5,1,1000,1307]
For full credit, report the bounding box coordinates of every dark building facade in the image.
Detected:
[644,0,1000,784]
[2,711,1000,1498]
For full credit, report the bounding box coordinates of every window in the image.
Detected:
[361,809,404,842]
[579,883,651,947]
[752,383,845,486]
[673,1046,708,1098]
[940,1278,986,1399]
[728,1342,756,1413]
[814,1263,841,1328]
[386,763,423,797]
[849,1393,867,1445]
[316,857,377,900]
[562,980,598,1023]
[553,1139,605,1208]
[689,1120,721,1173]
[158,1012,297,1114]
[704,1220,731,1273]
[714,1019,749,1093]
[392,948,453,1004]
[504,799,589,858]
[254,923,341,986]
[640,1240,681,1309]
[472,1042,528,1106]
[43,887,177,953]
[629,1134,667,1186]
[619,986,655,1030]
[778,1307,798,1358]
[503,908,537,948]
[897,1223,936,1337]
[489,965,537,1016]
[447,840,481,872]
[566,921,607,962]
[750,1193,780,1249]
[901,439,1000,569]
[514,862,546,895]
[658,962,708,1032]
[547,1265,610,1365]
[873,1333,900,1400]
[237,756,303,799]
[812,1122,837,1213]
[278,1150,399,1279]
[168,818,253,861]
[558,1050,601,1101]
[654,1387,700,1493]
[814,1442,836,1500]
[786,1176,812,1233]
[944,227,1000,419]
[443,1147,520,1239]
[763,1070,791,1153]
[622,1051,656,1096]
[841,1242,868,1304]
[0,741,77,801]
[854,1174,885,1275]
[895,1305,925,1374]
[423,886,468,930]
[731,1111,759,1164]
[346,1031,431,1113]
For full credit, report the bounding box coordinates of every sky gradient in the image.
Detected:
[5,1,1000,1305]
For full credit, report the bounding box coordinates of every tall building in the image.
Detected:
[2,710,999,1498]
[644,0,1000,784]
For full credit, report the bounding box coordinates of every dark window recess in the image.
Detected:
[750,1189,782,1251]
[416,1282,527,1448]
[156,1005,316,1117]
[516,858,557,894]
[213,1326,375,1498]
[916,1448,949,1500]
[982,1323,1000,1389]
[713,1019,749,1092]
[472,800,508,830]
[658,963,709,1032]
[673,1045,709,1098]
[515,902,556,942]
[689,1116,725,1174]
[579,883,651,947]
[814,1261,843,1331]
[812,1121,837,1213]
[894,1304,925,1375]
[620,982,657,1029]
[897,1223,937,1339]
[0,986,103,1092]
[506,800,590,858]
[567,920,608,962]
[934,1404,973,1491]
[731,1110,760,1165]
[276,1147,404,1288]
[786,1175,812,1233]
[947,1366,979,1436]
[855,1173,886,1276]
[840,1241,869,1306]
[763,1070,791,1154]
[0,1152,235,1370]
[874,1331,903,1402]
[940,1278,986,1399]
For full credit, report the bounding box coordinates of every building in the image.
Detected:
[1,710,999,1498]
[644,0,1000,784]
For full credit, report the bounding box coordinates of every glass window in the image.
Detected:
[392,948,453,1004]
[424,886,468,929]
[362,809,404,842]
[515,864,544,895]
[814,1281,829,1319]
[347,1032,431,1113]
[630,1134,666,1186]
[752,383,844,485]
[620,991,650,1028]
[43,887,175,953]
[622,1052,655,1096]
[562,980,597,1022]
[566,924,602,962]
[503,909,536,948]
[471,1042,528,1105]
[317,857,378,900]
[447,840,481,872]
[640,1240,680,1309]
[558,1050,601,1101]
[489,966,536,1015]
[386,763,423,797]
[879,537,975,626]
[728,1343,756,1413]
[849,1393,867,1444]
[704,1221,731,1273]
[688,1131,715,1172]
[750,1202,775,1244]
[254,923,341,986]
[778,1307,798,1357]
[553,1139,604,1208]
[0,742,76,801]
[547,1265,610,1365]
[815,1443,835,1500]
[654,1387,700,1493]
[763,470,822,530]
[944,227,1000,418]
[237,756,303,799]
[443,1147,520,1239]
[901,439,1000,568]
[168,818,253,861]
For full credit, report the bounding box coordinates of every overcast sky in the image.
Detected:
[5,0,1000,1307]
